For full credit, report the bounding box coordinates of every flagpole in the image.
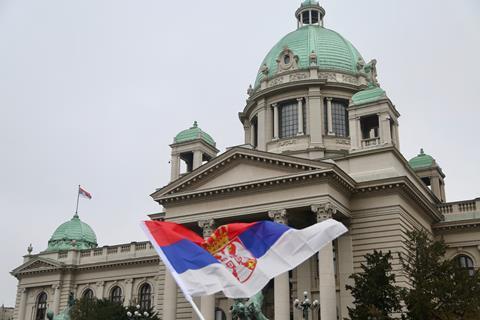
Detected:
[75,185,80,215]
[185,295,206,320]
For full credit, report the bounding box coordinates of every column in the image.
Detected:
[162,272,177,320]
[52,283,61,314]
[170,154,180,181]
[198,219,216,320]
[272,103,279,140]
[243,120,251,145]
[337,233,354,320]
[431,176,442,200]
[349,117,359,150]
[311,203,337,320]
[308,87,323,146]
[309,10,312,24]
[193,150,203,170]
[326,98,334,135]
[268,209,290,320]
[249,122,255,145]
[96,281,105,299]
[379,114,392,145]
[256,99,267,151]
[124,278,133,307]
[17,288,27,320]
[297,98,304,135]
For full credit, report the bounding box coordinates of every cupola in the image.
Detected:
[409,149,446,202]
[295,0,325,27]
[170,121,219,181]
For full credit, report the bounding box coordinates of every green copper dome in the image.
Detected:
[174,121,216,147]
[47,214,97,251]
[255,25,363,86]
[409,149,435,170]
[351,85,387,106]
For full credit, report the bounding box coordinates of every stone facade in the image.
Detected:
[10,1,480,320]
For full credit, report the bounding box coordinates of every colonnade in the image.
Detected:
[161,203,346,320]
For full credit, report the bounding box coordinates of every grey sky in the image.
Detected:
[0,0,479,306]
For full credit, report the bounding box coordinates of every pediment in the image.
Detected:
[12,257,63,276]
[152,147,333,198]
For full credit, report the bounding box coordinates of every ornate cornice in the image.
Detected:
[433,218,480,231]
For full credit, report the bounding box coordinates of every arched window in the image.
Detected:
[456,255,475,276]
[35,292,48,320]
[110,286,123,304]
[82,288,94,300]
[138,283,152,309]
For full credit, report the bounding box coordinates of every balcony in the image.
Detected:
[361,137,380,148]
[439,198,480,222]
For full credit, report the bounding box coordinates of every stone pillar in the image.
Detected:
[198,219,216,320]
[431,176,442,201]
[249,121,255,146]
[96,281,105,299]
[349,117,361,150]
[308,87,323,146]
[52,283,61,314]
[162,272,177,320]
[272,103,279,140]
[337,232,354,320]
[17,288,27,320]
[268,209,290,320]
[297,98,304,135]
[380,114,392,145]
[311,203,337,320]
[193,150,203,170]
[326,98,334,135]
[256,100,267,151]
[243,120,251,145]
[124,278,133,307]
[170,154,180,181]
[309,10,312,24]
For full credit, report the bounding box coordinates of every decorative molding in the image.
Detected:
[311,202,337,221]
[198,218,216,238]
[268,209,288,225]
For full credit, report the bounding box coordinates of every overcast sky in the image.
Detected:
[0,0,479,307]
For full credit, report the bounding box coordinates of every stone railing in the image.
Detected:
[361,137,380,148]
[439,198,479,215]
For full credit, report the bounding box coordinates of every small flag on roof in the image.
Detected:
[142,218,347,299]
[79,186,92,199]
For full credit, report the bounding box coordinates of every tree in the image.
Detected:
[399,229,480,320]
[346,250,403,320]
[70,298,160,320]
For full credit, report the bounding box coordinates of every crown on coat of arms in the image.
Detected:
[203,225,230,254]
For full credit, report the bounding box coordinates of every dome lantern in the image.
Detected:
[295,0,325,28]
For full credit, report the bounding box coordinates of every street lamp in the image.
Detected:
[126,305,149,319]
[293,291,319,320]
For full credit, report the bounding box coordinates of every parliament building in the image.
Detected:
[11,1,480,319]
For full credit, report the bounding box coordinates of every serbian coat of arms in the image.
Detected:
[203,225,257,283]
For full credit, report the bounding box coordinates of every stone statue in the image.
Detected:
[231,291,269,320]
[46,292,76,320]
[364,59,379,87]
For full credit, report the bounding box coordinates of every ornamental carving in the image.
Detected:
[198,218,216,238]
[268,209,288,225]
[268,77,283,87]
[319,72,337,82]
[276,46,299,73]
[279,139,296,146]
[289,72,309,82]
[341,74,358,85]
[311,203,337,221]
[335,138,350,145]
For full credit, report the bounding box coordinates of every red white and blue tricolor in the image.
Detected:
[142,219,347,298]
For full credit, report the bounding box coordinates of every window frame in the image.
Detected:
[35,292,48,320]
[110,286,123,304]
[138,283,152,310]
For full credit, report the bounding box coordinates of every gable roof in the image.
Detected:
[11,257,64,277]
[151,146,356,204]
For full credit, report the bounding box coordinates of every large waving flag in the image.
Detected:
[142,219,347,298]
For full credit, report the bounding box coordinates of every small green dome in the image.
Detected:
[47,214,97,251]
[408,149,435,170]
[351,85,387,106]
[255,25,363,86]
[174,121,216,147]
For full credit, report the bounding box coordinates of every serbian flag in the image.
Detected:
[79,186,92,199]
[142,219,347,298]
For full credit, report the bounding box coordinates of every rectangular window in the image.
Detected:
[331,101,349,137]
[279,101,298,138]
